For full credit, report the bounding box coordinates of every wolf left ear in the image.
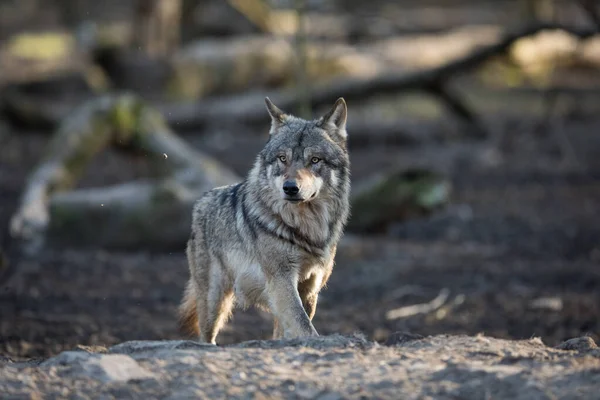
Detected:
[265,97,288,134]
[319,98,347,144]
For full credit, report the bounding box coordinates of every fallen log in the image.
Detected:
[347,169,451,234]
[8,95,450,253]
[8,94,238,254]
[47,181,200,249]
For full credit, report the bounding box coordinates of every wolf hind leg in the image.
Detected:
[298,273,321,321]
[186,240,214,343]
[200,263,234,345]
[178,279,200,337]
[180,242,205,339]
[300,292,318,321]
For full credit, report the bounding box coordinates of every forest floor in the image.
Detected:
[1,112,599,362]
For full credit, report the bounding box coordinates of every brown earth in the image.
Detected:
[0,115,599,363]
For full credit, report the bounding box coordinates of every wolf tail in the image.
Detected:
[178,279,200,337]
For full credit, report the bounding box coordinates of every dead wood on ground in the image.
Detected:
[8,94,238,254]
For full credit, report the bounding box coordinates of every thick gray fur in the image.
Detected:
[179,98,351,344]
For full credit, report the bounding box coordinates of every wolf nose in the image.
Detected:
[283,181,299,196]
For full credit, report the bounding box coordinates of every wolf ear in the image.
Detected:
[319,98,347,144]
[265,97,288,134]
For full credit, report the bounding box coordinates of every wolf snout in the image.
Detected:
[282,180,300,196]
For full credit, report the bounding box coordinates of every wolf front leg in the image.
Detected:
[266,272,318,339]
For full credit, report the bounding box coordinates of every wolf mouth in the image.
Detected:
[284,192,317,203]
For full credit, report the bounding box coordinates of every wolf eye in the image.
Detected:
[311,157,321,164]
[278,155,287,163]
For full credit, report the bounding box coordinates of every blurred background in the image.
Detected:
[1,0,599,361]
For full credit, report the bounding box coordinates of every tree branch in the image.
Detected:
[159,22,598,130]
[424,82,485,138]
[5,23,597,133]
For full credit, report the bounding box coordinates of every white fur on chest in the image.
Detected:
[224,250,328,310]
[226,251,268,309]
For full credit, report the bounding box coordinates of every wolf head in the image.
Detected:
[254,97,350,205]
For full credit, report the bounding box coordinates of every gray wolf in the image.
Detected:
[178,97,351,344]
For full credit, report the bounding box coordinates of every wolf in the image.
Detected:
[178,97,351,344]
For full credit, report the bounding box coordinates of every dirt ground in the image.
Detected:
[2,335,600,399]
[1,114,600,362]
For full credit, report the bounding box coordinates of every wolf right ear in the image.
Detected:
[265,97,288,134]
[319,98,348,145]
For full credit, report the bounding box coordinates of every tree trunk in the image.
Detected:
[134,0,183,58]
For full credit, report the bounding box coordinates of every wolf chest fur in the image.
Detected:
[179,97,351,344]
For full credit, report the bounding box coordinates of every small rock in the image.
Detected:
[43,352,156,383]
[385,331,424,346]
[42,351,92,367]
[80,354,156,383]
[557,337,598,352]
